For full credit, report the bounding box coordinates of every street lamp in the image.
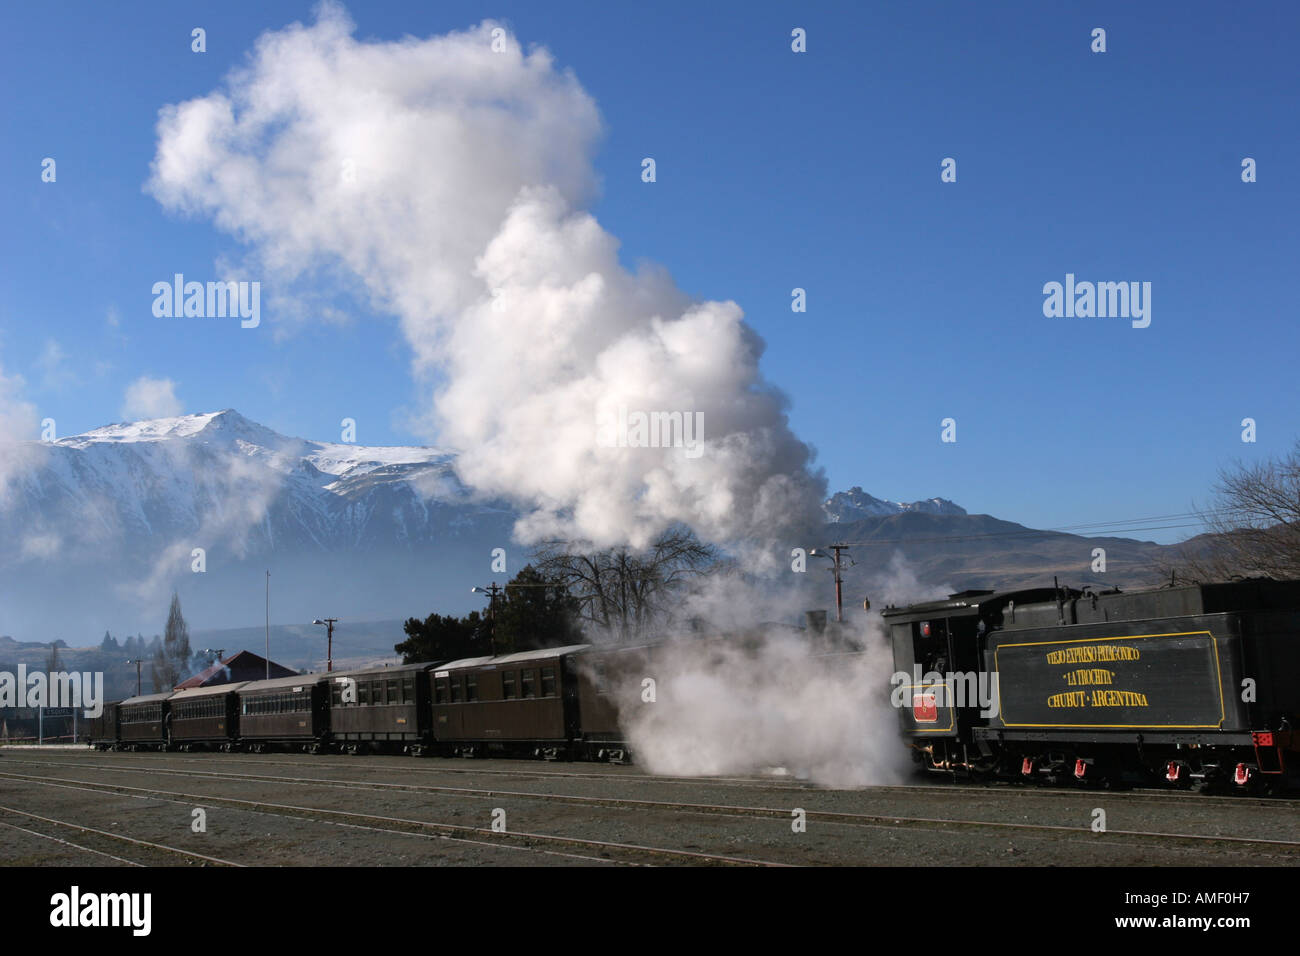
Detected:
[470,585,501,656]
[312,618,338,672]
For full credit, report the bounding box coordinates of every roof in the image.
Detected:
[174,650,297,690]
[120,692,174,706]
[169,682,248,700]
[325,662,436,680]
[435,644,592,671]
[880,587,1065,619]
[174,661,229,690]
[238,674,324,694]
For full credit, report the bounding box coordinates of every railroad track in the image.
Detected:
[12,753,1300,814]
[0,770,791,867]
[35,749,816,791]
[5,760,1298,859]
[0,804,244,867]
[860,781,1300,811]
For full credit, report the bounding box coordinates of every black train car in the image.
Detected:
[86,701,120,750]
[883,578,1300,791]
[170,683,245,751]
[430,645,590,758]
[117,693,172,750]
[327,663,436,755]
[236,674,329,752]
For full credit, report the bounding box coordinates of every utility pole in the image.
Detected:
[811,544,851,624]
[312,619,338,672]
[126,659,143,696]
[471,583,504,656]
[265,570,270,680]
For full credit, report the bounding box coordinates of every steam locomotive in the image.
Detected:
[882,578,1300,792]
[87,578,1300,793]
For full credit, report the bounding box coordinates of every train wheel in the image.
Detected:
[1232,763,1264,794]
[1164,760,1193,789]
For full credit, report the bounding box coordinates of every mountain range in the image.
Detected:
[0,410,515,644]
[0,410,1191,667]
[823,487,967,522]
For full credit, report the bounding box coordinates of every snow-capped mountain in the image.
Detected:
[6,409,503,555]
[822,486,967,523]
[0,410,516,638]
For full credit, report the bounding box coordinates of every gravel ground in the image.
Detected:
[1,748,1297,866]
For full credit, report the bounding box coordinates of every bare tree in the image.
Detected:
[1161,441,1300,582]
[534,526,724,641]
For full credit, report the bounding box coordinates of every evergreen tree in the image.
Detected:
[150,593,192,691]
[395,611,488,664]
[164,592,191,668]
[492,565,582,653]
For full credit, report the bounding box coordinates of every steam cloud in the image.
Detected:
[147,3,825,555]
[619,630,907,787]
[143,6,910,786]
[610,573,909,786]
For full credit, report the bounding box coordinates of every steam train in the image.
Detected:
[882,578,1300,792]
[86,578,1300,793]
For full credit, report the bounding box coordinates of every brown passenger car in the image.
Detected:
[118,692,172,750]
[170,682,246,751]
[87,701,120,750]
[572,644,655,762]
[328,663,436,754]
[430,645,590,758]
[236,675,328,752]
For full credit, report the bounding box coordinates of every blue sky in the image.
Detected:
[1,0,1296,543]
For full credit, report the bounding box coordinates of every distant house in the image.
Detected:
[174,650,297,690]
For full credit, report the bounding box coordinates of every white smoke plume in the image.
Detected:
[146,3,824,556]
[866,550,955,607]
[144,7,913,785]
[605,623,908,788]
[596,570,912,787]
